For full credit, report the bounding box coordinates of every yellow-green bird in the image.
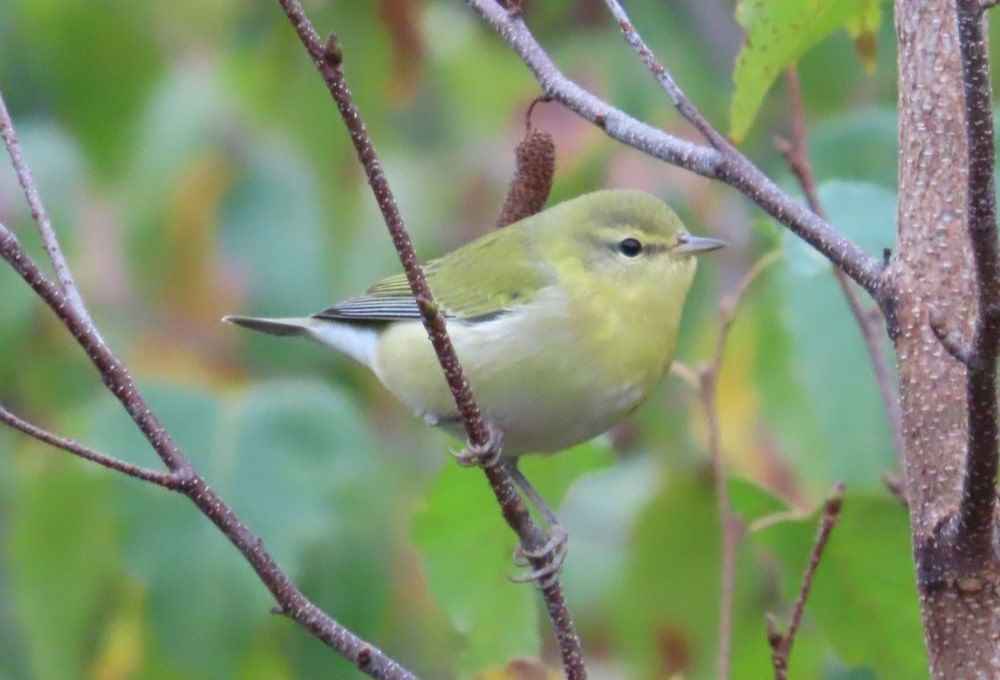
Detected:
[224,190,722,563]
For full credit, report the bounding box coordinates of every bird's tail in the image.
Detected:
[222,314,378,368]
[221,315,312,337]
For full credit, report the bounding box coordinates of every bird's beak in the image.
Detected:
[676,234,727,254]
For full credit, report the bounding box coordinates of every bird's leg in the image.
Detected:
[504,458,569,585]
[451,421,504,468]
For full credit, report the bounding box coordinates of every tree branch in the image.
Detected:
[776,67,904,459]
[0,404,178,488]
[274,2,586,677]
[950,0,1000,558]
[767,485,845,680]
[602,0,728,150]
[0,91,99,339]
[465,0,885,298]
[0,229,416,678]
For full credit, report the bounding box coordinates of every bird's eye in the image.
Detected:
[618,238,643,257]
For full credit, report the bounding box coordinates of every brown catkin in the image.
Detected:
[496,128,555,228]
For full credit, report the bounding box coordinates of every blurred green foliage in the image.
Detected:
[0,1,932,678]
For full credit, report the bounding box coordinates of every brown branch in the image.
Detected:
[949,0,1000,558]
[464,0,886,298]
[776,68,905,460]
[0,404,179,488]
[602,0,728,150]
[273,3,586,678]
[0,232,415,678]
[673,251,779,680]
[0,91,99,338]
[767,484,845,680]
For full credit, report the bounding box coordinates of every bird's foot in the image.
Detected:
[510,526,569,588]
[451,421,504,469]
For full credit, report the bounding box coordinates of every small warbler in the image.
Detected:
[224,189,722,570]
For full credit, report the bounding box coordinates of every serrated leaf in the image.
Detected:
[730,0,879,142]
[412,442,612,678]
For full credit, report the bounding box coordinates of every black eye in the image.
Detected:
[618,238,643,257]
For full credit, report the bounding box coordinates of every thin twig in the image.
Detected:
[767,484,845,680]
[273,3,586,677]
[675,251,779,680]
[602,0,728,150]
[0,219,417,680]
[0,404,179,488]
[777,68,904,460]
[464,0,885,298]
[0,91,99,339]
[949,0,1000,558]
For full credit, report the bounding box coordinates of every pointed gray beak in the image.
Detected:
[676,233,727,254]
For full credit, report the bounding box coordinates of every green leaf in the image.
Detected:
[728,476,789,522]
[11,0,163,174]
[86,379,379,679]
[730,0,879,142]
[778,181,896,489]
[412,443,612,677]
[8,463,119,680]
[809,109,898,188]
[615,473,828,680]
[615,476,721,677]
[753,494,925,676]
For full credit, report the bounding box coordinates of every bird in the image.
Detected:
[224,189,723,579]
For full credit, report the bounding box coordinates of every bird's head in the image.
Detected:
[536,190,725,307]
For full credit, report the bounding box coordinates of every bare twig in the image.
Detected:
[465,0,885,298]
[602,0,728,150]
[674,251,779,679]
[274,2,586,677]
[767,484,845,680]
[0,91,99,339]
[0,227,416,679]
[0,404,178,488]
[776,68,904,459]
[947,0,1000,558]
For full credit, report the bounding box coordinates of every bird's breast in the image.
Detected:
[372,286,671,455]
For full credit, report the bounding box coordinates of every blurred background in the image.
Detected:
[0,0,940,678]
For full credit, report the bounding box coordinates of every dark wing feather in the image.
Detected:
[312,226,550,324]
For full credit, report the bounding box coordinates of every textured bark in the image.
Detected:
[890,1,1000,675]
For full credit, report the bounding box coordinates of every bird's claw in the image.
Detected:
[451,421,504,469]
[510,525,569,587]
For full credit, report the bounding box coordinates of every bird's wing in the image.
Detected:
[313,227,551,323]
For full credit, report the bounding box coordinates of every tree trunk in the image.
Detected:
[891,1,1000,675]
